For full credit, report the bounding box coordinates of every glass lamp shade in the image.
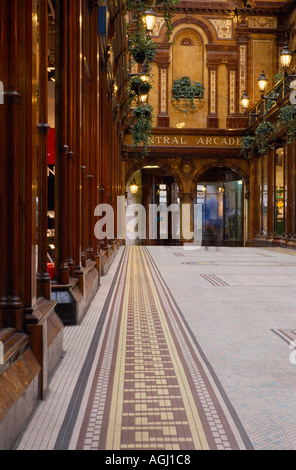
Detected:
[130,181,139,195]
[143,9,156,33]
[257,70,268,93]
[280,43,292,69]
[241,90,250,110]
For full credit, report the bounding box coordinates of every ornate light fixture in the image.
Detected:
[130,180,139,195]
[257,70,268,99]
[280,42,293,75]
[241,90,250,111]
[240,90,260,117]
[143,9,156,34]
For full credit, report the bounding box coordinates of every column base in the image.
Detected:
[26,298,63,398]
[0,331,41,450]
[51,260,99,325]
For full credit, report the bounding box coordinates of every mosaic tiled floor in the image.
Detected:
[15,245,296,451]
[73,246,252,450]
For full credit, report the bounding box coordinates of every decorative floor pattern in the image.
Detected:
[200,274,229,287]
[271,329,296,346]
[75,246,252,450]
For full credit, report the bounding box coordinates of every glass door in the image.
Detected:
[197,180,243,246]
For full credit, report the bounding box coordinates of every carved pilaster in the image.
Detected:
[238,41,248,114]
[156,46,170,128]
[207,67,219,128]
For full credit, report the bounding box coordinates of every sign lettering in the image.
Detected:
[126,134,243,148]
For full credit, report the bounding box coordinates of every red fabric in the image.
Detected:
[47,263,55,279]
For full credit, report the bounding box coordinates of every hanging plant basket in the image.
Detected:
[130,75,152,96]
[132,49,147,65]
[131,104,154,156]
[134,103,153,118]
[171,97,204,114]
[171,76,204,113]
[130,35,157,66]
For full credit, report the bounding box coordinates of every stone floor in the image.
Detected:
[15,245,296,450]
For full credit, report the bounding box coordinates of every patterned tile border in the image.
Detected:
[74,247,253,450]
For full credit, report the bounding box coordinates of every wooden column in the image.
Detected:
[88,7,99,260]
[74,0,83,277]
[55,0,70,284]
[248,158,256,243]
[254,158,260,236]
[0,0,24,331]
[66,0,77,277]
[267,147,274,239]
[36,0,51,299]
[81,1,92,262]
[293,142,296,239]
[286,141,292,239]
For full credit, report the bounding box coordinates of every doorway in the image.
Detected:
[197,167,244,246]
[126,166,180,245]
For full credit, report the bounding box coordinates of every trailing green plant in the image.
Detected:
[126,0,180,41]
[273,72,284,85]
[131,103,154,156]
[278,104,296,142]
[160,0,180,40]
[129,33,157,67]
[264,91,277,115]
[240,135,256,159]
[171,76,204,113]
[254,121,275,154]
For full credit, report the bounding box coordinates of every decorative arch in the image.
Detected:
[159,17,214,44]
[174,29,203,46]
[125,158,183,190]
[190,160,250,194]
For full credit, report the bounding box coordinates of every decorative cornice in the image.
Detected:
[155,1,289,17]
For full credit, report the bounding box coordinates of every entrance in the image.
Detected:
[197,167,244,246]
[126,166,180,245]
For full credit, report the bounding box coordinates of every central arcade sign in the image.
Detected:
[124,133,243,148]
